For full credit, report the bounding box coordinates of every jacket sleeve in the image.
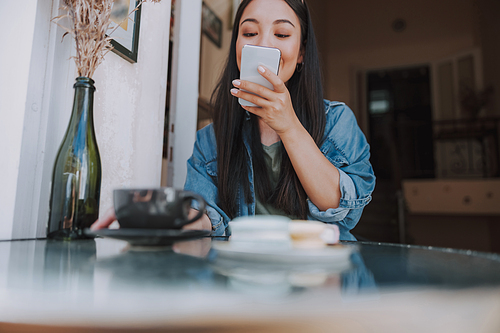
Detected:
[308,101,376,240]
[184,126,230,236]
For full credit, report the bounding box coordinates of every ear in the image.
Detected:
[297,48,304,65]
[297,40,306,64]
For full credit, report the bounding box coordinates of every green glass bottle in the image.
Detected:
[47,77,102,240]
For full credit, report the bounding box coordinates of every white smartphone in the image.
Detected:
[238,44,281,107]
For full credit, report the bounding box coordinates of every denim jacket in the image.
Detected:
[184,100,375,241]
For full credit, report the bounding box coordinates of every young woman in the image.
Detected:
[183,0,375,240]
[92,0,375,241]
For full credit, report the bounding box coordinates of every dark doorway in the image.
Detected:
[354,65,434,243]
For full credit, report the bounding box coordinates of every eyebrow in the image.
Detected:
[240,18,296,28]
[274,19,295,27]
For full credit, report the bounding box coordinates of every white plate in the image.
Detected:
[212,241,354,265]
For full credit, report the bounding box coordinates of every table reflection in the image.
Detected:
[209,245,377,297]
[2,236,499,300]
[43,239,96,291]
[36,237,377,298]
[92,239,226,291]
[89,238,377,297]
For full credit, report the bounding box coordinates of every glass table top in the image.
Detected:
[1,237,500,330]
[2,237,500,293]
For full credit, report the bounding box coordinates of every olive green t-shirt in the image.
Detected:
[255,141,292,217]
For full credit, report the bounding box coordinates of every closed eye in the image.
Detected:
[275,34,290,38]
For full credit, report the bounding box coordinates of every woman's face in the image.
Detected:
[236,0,303,84]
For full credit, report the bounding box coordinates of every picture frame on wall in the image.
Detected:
[202,2,222,48]
[108,0,142,63]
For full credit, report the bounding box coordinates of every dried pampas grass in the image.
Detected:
[53,0,161,78]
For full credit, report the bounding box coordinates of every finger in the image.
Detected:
[182,213,212,231]
[182,209,201,230]
[187,208,200,220]
[90,207,117,230]
[232,79,275,101]
[230,88,270,110]
[257,65,286,93]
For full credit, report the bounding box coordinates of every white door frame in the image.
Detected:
[166,0,202,189]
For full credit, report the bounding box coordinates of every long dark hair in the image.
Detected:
[211,0,325,219]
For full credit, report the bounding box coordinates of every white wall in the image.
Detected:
[0,0,172,240]
[0,1,40,239]
[93,1,172,219]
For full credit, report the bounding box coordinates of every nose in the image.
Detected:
[256,32,274,48]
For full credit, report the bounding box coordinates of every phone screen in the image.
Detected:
[239,45,281,107]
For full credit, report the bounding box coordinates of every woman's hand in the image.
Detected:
[90,207,117,230]
[230,65,300,136]
[183,208,212,231]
